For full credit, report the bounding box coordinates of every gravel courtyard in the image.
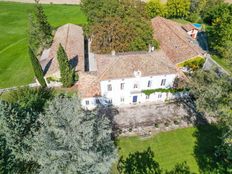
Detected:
[113,101,198,135]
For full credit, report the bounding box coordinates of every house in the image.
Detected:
[182,23,201,39]
[40,23,85,80]
[151,17,205,64]
[78,51,178,109]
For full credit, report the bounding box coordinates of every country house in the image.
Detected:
[39,17,205,109]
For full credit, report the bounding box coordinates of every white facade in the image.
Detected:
[82,73,177,109]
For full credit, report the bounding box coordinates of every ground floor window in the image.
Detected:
[85,100,89,105]
[146,95,150,99]
[158,93,162,98]
[120,97,125,102]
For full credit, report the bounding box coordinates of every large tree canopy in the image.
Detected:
[81,0,158,54]
[31,95,117,174]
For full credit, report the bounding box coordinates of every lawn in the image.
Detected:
[113,126,221,173]
[0,2,87,88]
[211,55,232,74]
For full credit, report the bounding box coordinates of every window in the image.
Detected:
[107,84,112,91]
[120,97,124,102]
[161,79,166,86]
[134,83,138,89]
[120,83,125,90]
[96,99,100,104]
[158,93,162,98]
[146,95,149,99]
[85,100,89,105]
[109,99,112,103]
[147,80,152,87]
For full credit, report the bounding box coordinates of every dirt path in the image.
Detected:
[0,0,80,4]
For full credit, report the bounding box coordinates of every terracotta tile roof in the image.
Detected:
[151,17,204,64]
[78,50,177,98]
[182,24,196,32]
[40,24,84,77]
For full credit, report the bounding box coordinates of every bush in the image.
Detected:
[154,123,159,128]
[178,57,205,71]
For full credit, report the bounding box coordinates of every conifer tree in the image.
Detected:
[28,47,47,87]
[28,0,52,55]
[57,44,75,87]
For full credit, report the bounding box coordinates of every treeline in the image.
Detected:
[189,69,232,172]
[81,0,159,54]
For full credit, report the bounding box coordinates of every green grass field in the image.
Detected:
[113,126,221,173]
[0,2,87,88]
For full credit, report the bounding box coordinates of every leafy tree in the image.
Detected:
[206,3,232,62]
[167,0,191,18]
[28,0,52,54]
[145,0,167,18]
[28,47,47,87]
[56,44,75,87]
[81,0,158,53]
[165,162,194,174]
[118,147,162,174]
[7,87,53,112]
[31,95,117,174]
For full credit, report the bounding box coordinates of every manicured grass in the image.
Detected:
[0,2,87,88]
[113,126,221,174]
[211,55,232,74]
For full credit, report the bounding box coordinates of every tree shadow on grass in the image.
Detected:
[117,147,162,174]
[193,124,222,173]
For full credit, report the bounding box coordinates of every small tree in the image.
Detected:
[145,0,167,18]
[167,0,191,18]
[28,47,47,87]
[56,44,75,87]
[28,0,52,54]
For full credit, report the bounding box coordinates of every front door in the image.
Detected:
[133,96,138,103]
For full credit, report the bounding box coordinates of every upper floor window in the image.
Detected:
[147,80,152,87]
[134,83,138,89]
[161,79,166,86]
[107,84,112,91]
[120,83,125,90]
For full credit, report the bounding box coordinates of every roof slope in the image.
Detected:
[78,50,177,97]
[40,24,84,77]
[151,17,204,64]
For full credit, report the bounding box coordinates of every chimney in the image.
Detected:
[111,50,116,56]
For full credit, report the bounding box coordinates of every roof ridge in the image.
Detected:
[159,17,200,55]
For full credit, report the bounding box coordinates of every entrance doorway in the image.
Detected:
[133,96,138,103]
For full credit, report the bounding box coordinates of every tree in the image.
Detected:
[206,3,232,62]
[0,87,53,173]
[56,44,75,87]
[81,0,158,53]
[145,0,167,18]
[28,47,47,87]
[188,70,232,171]
[28,0,52,55]
[118,147,162,174]
[165,162,194,174]
[167,0,191,18]
[31,95,117,174]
